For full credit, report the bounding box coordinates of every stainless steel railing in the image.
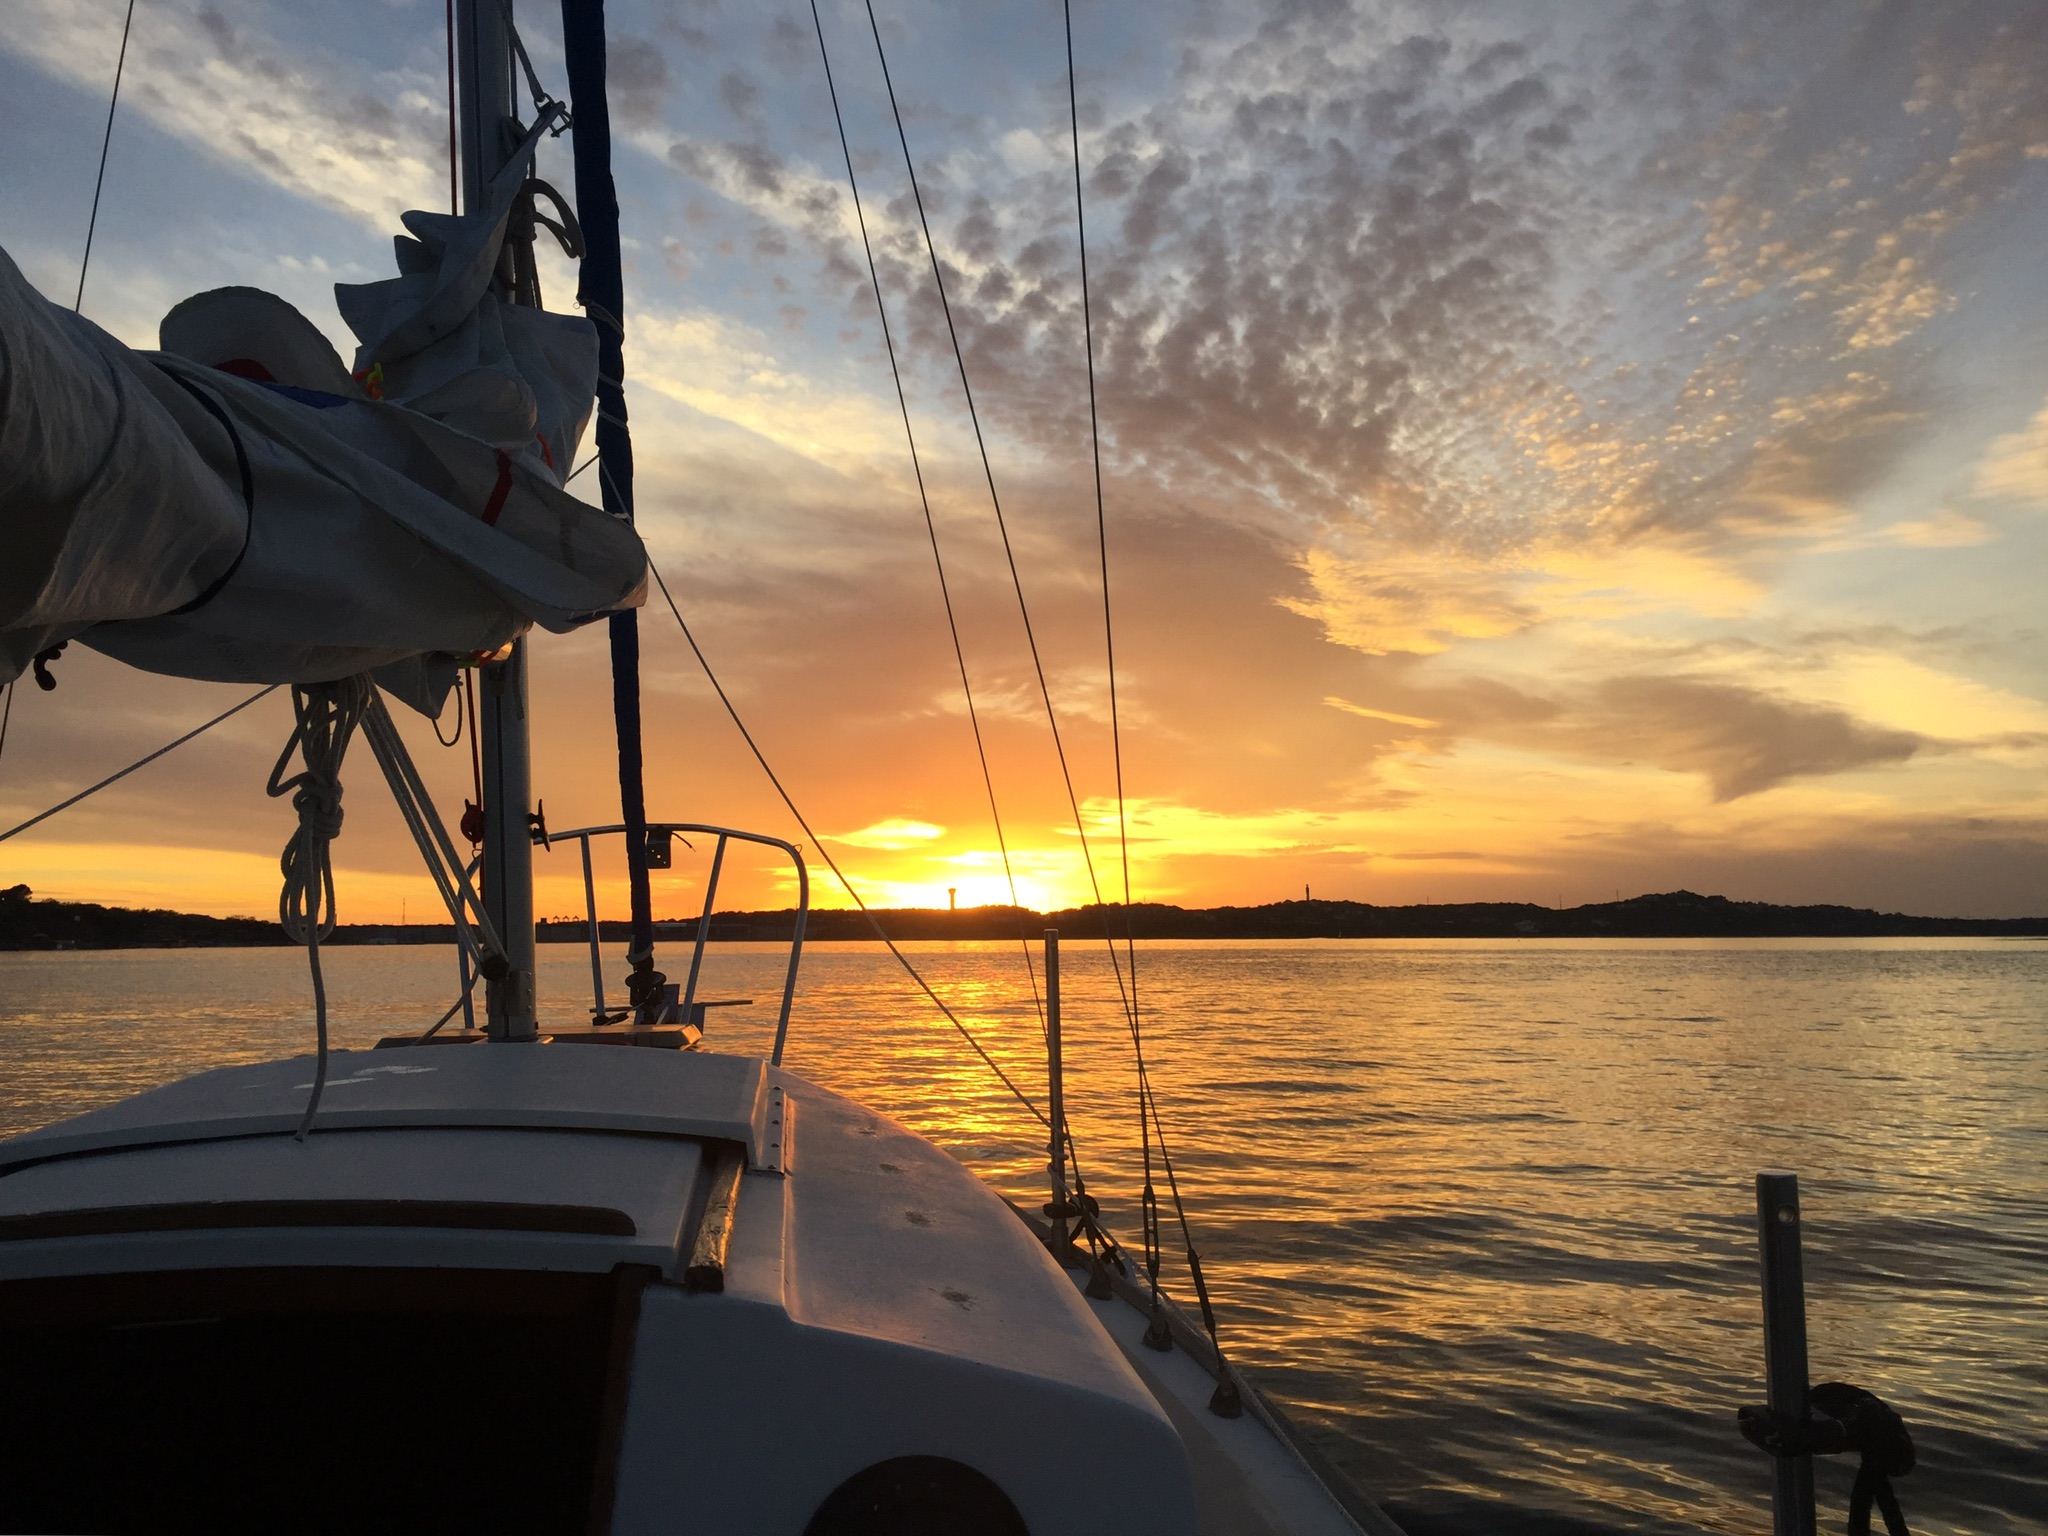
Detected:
[546,822,810,1064]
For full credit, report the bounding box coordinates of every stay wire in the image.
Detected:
[861,0,1139,1039]
[444,0,458,215]
[809,0,1047,1038]
[648,559,1048,1130]
[1063,3,1139,1045]
[1057,7,1215,1357]
[0,684,280,845]
[75,0,138,312]
[1065,0,1131,947]
[416,967,482,1043]
[0,682,12,769]
[1140,1069,1230,1367]
[1062,0,1177,1326]
[849,0,1163,1295]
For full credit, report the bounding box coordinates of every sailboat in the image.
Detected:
[0,4,1402,1532]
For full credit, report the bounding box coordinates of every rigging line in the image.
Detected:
[0,684,279,845]
[808,0,1046,1035]
[416,968,482,1043]
[75,0,139,312]
[499,2,565,129]
[0,682,12,768]
[444,0,458,215]
[1064,0,1137,981]
[1140,1068,1230,1364]
[565,452,598,484]
[646,557,1048,1129]
[1063,0,1160,1302]
[860,0,1137,1034]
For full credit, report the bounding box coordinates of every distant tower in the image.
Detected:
[948,887,957,912]
[1304,884,1311,902]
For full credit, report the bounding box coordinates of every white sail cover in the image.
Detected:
[0,125,643,714]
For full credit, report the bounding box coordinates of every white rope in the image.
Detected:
[265,678,372,1139]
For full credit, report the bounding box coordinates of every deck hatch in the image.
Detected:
[0,1048,778,1173]
[0,1198,636,1242]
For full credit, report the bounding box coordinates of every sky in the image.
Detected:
[2,0,2047,923]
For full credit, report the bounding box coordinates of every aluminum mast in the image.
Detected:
[456,0,538,1041]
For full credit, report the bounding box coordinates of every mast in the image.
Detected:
[456,0,538,1041]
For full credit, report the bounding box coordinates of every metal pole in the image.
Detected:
[1046,928,1073,1265]
[770,853,809,1066]
[457,0,539,1041]
[580,834,606,1021]
[1757,1169,1817,1536]
[680,836,727,1027]
[454,0,514,215]
[456,925,475,1031]
[460,853,480,1031]
[479,640,536,1039]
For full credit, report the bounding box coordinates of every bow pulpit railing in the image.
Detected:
[547,822,810,1065]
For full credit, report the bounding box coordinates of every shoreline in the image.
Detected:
[5,887,2044,951]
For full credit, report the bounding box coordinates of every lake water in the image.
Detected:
[2,937,2044,1534]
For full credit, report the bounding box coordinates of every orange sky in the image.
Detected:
[4,0,2047,921]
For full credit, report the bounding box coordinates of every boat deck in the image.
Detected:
[0,1044,1399,1535]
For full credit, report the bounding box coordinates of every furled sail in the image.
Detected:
[0,124,643,714]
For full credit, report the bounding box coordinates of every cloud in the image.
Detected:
[635,0,2048,712]
[608,35,671,129]
[2,0,443,232]
[1561,675,1923,801]
[832,5,2035,552]
[828,818,947,850]
[1325,698,1439,730]
[1282,546,1537,656]
[1973,396,2048,503]
[1873,510,1994,548]
[1819,653,2048,744]
[628,301,904,465]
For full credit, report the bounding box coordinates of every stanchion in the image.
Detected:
[1044,928,1077,1267]
[1755,1170,1818,1536]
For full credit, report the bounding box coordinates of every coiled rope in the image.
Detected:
[265,678,373,1140]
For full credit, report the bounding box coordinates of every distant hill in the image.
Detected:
[0,885,280,949]
[604,890,2048,942]
[3,883,2041,950]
